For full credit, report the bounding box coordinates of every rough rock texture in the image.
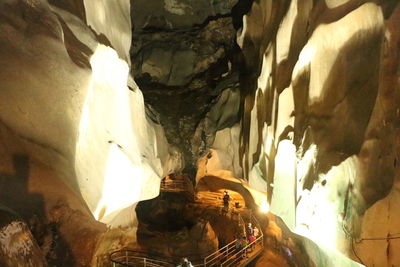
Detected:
[136,192,219,263]
[131,0,242,175]
[0,215,47,267]
[233,0,400,265]
[1,0,400,266]
[0,0,180,226]
[0,0,181,265]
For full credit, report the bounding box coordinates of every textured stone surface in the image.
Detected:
[132,0,238,31]
[84,0,132,63]
[0,0,180,228]
[131,1,241,174]
[234,0,400,265]
[1,0,399,266]
[0,217,47,267]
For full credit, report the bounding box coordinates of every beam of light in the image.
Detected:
[94,144,143,220]
[75,44,144,223]
[259,198,270,213]
[270,140,296,230]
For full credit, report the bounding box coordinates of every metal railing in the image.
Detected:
[220,233,263,267]
[110,214,264,267]
[160,175,195,201]
[110,250,174,267]
[203,239,237,267]
[203,213,264,267]
[160,179,188,191]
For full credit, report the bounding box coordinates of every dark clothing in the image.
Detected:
[223,194,230,208]
[246,226,253,237]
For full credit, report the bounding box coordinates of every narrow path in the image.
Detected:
[110,213,264,267]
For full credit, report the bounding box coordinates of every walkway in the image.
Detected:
[110,250,174,267]
[110,214,264,267]
[160,174,195,202]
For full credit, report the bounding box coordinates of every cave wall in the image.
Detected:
[130,0,243,174]
[234,0,400,265]
[0,0,182,229]
[1,0,400,265]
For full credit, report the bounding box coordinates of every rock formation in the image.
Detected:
[230,0,400,266]
[0,0,399,266]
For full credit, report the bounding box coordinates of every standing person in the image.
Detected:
[253,225,260,238]
[246,223,253,237]
[223,191,230,211]
[240,235,248,258]
[248,233,256,252]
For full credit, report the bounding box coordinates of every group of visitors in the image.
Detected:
[235,222,260,259]
[246,223,259,251]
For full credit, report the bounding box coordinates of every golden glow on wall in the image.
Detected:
[259,198,270,213]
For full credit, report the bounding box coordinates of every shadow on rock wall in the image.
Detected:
[0,154,75,266]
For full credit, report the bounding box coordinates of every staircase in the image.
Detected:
[160,174,195,202]
[203,213,264,267]
[110,250,174,267]
[110,214,264,267]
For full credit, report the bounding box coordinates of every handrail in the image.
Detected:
[161,176,193,192]
[203,239,237,266]
[110,214,264,267]
[221,234,263,267]
[160,176,195,202]
[203,213,247,264]
[238,214,246,236]
[110,250,174,267]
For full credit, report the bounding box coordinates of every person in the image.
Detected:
[248,233,256,251]
[253,225,260,238]
[235,236,242,250]
[246,223,253,237]
[177,257,193,267]
[223,191,230,210]
[234,234,243,260]
[240,235,248,258]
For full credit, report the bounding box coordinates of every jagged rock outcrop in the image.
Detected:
[1,0,399,266]
[0,211,47,267]
[131,0,242,174]
[0,0,182,265]
[232,0,400,265]
[0,0,181,226]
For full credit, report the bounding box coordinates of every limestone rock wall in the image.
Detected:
[235,0,400,265]
[0,0,181,228]
[130,0,242,174]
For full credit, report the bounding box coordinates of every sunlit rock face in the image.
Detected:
[235,0,400,265]
[131,0,242,174]
[0,0,181,231]
[83,0,132,64]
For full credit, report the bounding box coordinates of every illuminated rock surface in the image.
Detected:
[0,0,180,265]
[236,0,400,266]
[0,0,399,266]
